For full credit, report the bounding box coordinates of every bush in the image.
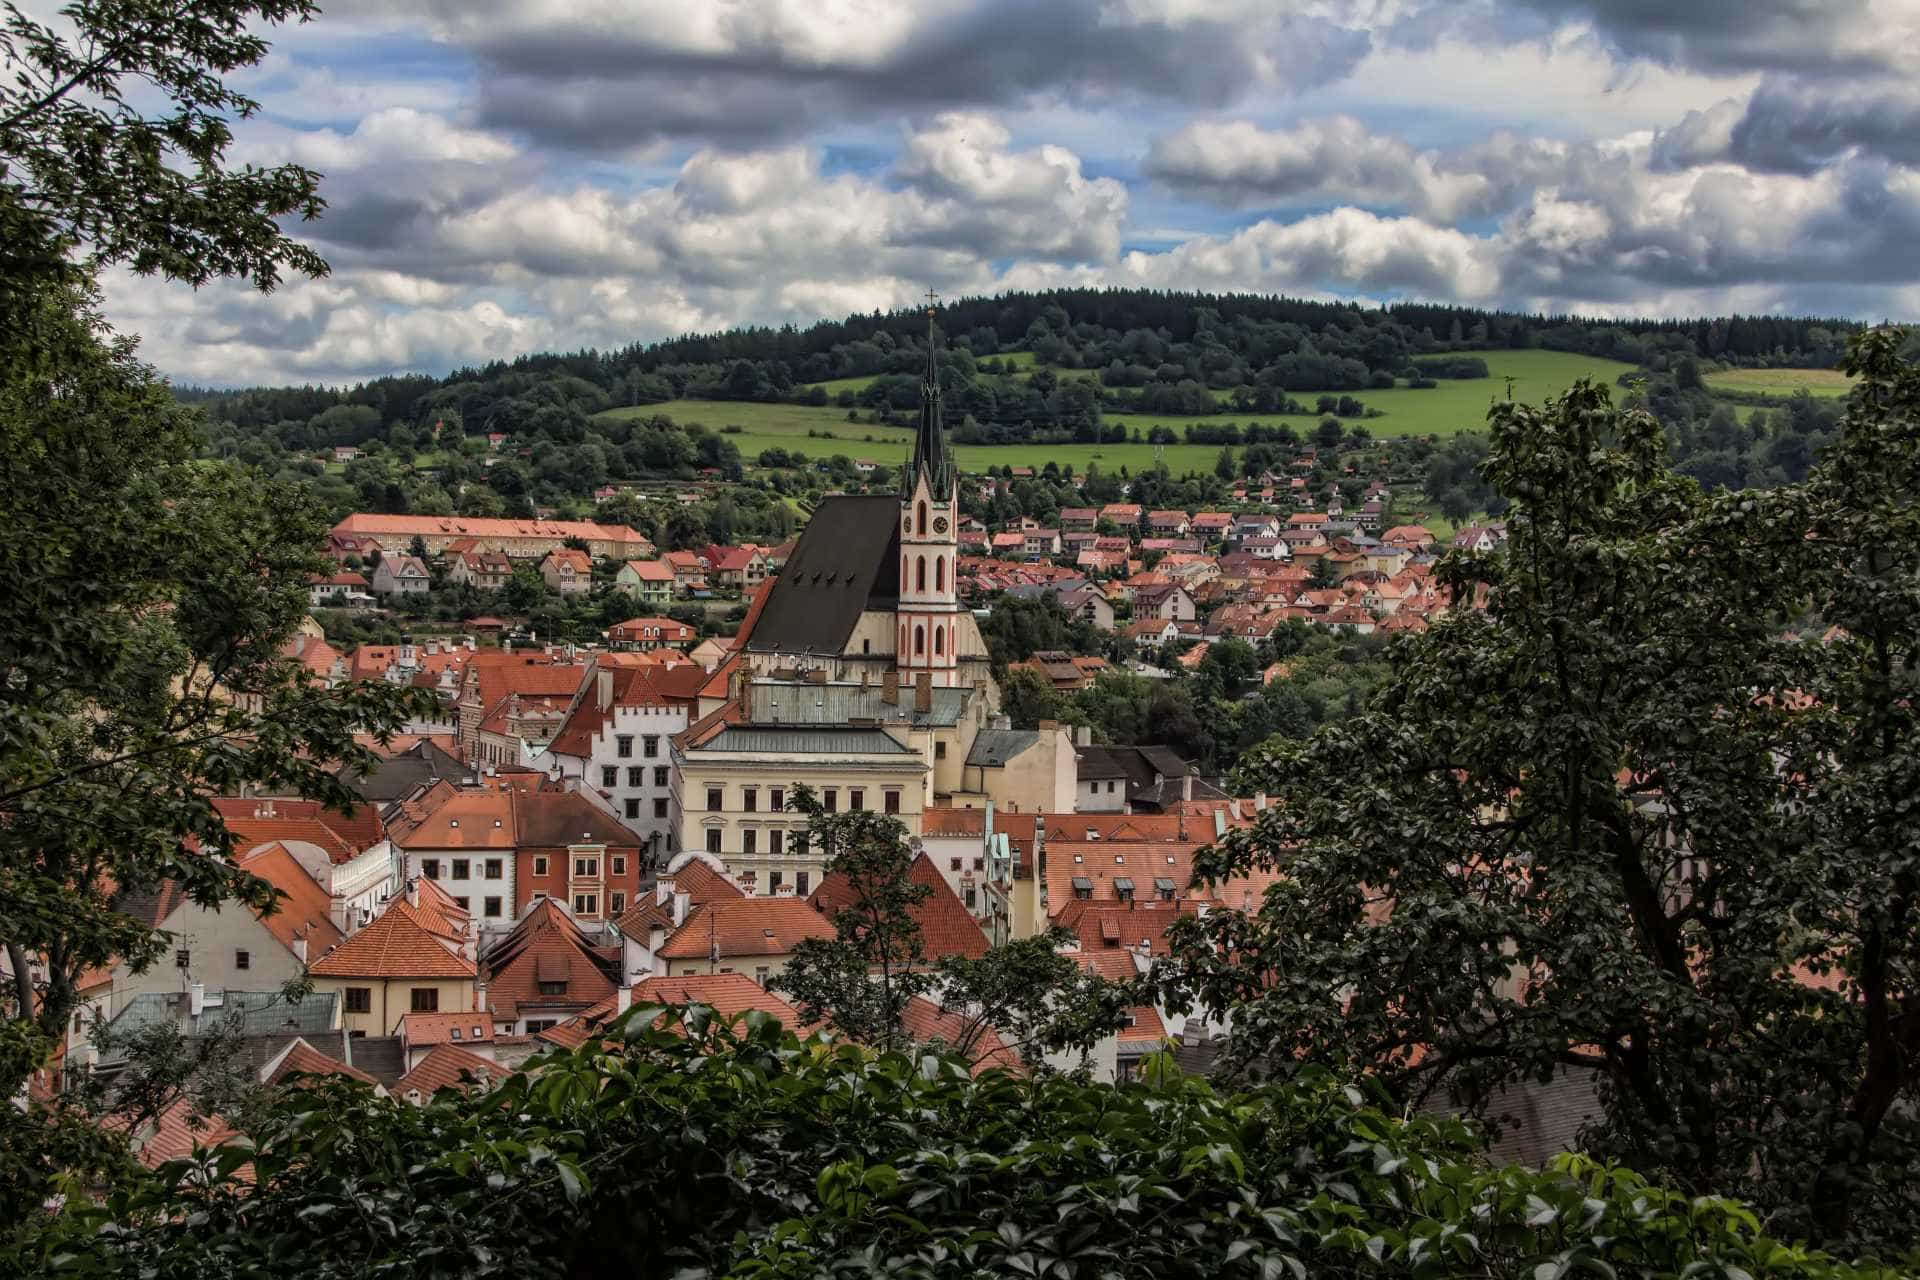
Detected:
[1413,355,1490,380]
[14,1011,1891,1279]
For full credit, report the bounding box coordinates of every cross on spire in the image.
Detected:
[924,288,939,313]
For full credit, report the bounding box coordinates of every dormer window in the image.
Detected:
[1071,876,1093,901]
[451,1027,462,1040]
[1113,877,1135,903]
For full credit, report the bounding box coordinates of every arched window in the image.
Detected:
[916,501,928,535]
[915,556,927,592]
[899,624,906,654]
[914,625,925,656]
[935,557,945,591]
[934,627,944,656]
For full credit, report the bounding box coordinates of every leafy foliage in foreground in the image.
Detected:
[13,1010,1891,1278]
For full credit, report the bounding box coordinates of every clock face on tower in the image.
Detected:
[932,516,949,534]
[902,516,911,533]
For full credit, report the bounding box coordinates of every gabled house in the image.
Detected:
[306,884,478,1036]
[447,550,513,591]
[481,897,622,1036]
[607,617,695,651]
[539,548,593,596]
[652,895,835,985]
[615,558,675,605]
[370,555,430,597]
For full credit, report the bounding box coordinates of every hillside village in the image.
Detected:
[42,316,1512,1174]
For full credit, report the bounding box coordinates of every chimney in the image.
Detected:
[1182,771,1193,803]
[805,667,828,685]
[597,669,614,710]
[474,978,488,1013]
[1075,725,1092,747]
[291,934,308,965]
[915,672,932,714]
[616,976,634,1014]
[882,669,899,705]
[673,890,691,926]
[188,982,206,1018]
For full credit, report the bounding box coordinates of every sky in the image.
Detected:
[79,0,1920,386]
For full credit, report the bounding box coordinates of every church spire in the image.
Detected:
[904,290,953,498]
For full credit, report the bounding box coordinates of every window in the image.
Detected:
[707,787,724,812]
[934,628,944,656]
[610,891,625,914]
[422,858,441,880]
[913,625,925,655]
[625,797,641,819]
[769,871,783,892]
[533,856,549,876]
[654,766,669,787]
[742,788,757,813]
[484,895,502,917]
[485,858,502,880]
[935,741,947,760]
[654,798,669,818]
[573,893,598,916]
[453,858,469,879]
[628,766,644,787]
[965,887,977,910]
[770,788,784,812]
[755,966,771,987]
[235,949,250,971]
[884,790,900,815]
[574,856,598,878]
[915,556,926,591]
[950,857,962,872]
[611,855,626,876]
[936,557,945,591]
[410,988,440,1013]
[743,830,757,855]
[644,735,660,758]
[769,829,784,855]
[973,858,984,871]
[525,1019,557,1034]
[601,766,618,788]
[795,871,809,895]
[450,1027,462,1040]
[455,896,470,911]
[849,788,864,812]
[917,500,927,534]
[175,948,190,969]
[706,829,722,854]
[345,987,371,1013]
[823,789,837,813]
[616,735,633,758]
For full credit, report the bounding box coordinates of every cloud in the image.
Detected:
[1145,117,1571,220]
[411,0,1374,149]
[1508,0,1913,76]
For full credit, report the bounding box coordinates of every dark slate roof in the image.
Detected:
[966,729,1040,768]
[346,1034,408,1085]
[743,496,900,656]
[700,726,915,756]
[1075,745,1199,796]
[514,790,639,848]
[338,740,464,802]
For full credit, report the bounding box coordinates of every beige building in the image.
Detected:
[650,895,834,983]
[331,513,653,560]
[306,882,477,1036]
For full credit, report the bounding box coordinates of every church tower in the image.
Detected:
[897,296,963,687]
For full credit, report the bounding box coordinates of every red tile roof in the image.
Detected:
[920,807,986,836]
[614,860,744,936]
[399,1011,493,1048]
[484,903,619,1015]
[395,1044,498,1098]
[901,996,1022,1076]
[657,898,834,961]
[634,974,807,1027]
[265,1039,377,1089]
[308,899,476,980]
[238,843,344,955]
[808,854,986,961]
[130,1097,242,1173]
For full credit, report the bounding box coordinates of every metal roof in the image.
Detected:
[965,728,1039,768]
[699,726,916,756]
[749,681,971,728]
[105,989,342,1045]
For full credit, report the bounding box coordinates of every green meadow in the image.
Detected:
[1704,367,1855,398]
[598,349,1645,475]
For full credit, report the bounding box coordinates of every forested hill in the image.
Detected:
[182,287,1860,435]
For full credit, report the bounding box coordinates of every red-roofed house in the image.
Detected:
[482,897,622,1035]
[809,854,986,963]
[615,558,675,605]
[540,548,593,596]
[538,661,703,861]
[395,1043,499,1103]
[307,887,478,1036]
[608,617,695,651]
[653,897,835,985]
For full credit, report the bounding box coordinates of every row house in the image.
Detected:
[540,660,706,853]
[308,571,373,608]
[329,513,653,560]
[1022,528,1062,557]
[1059,507,1098,531]
[1190,512,1234,540]
[1146,510,1190,536]
[607,616,695,651]
[390,786,644,929]
[1100,503,1141,526]
[703,544,771,590]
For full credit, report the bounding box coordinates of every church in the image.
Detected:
[733,307,994,691]
[667,307,1080,896]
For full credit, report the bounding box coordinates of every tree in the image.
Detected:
[1162,339,1920,1252]
[8,1015,1886,1279]
[1213,445,1235,481]
[929,930,1131,1067]
[0,0,433,1170]
[772,787,932,1051]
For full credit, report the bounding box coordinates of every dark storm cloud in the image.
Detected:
[1510,0,1887,74]
[1652,77,1920,175]
[425,0,1372,149]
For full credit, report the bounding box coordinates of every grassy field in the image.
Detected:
[1704,367,1855,398]
[806,348,1040,396]
[599,349,1640,475]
